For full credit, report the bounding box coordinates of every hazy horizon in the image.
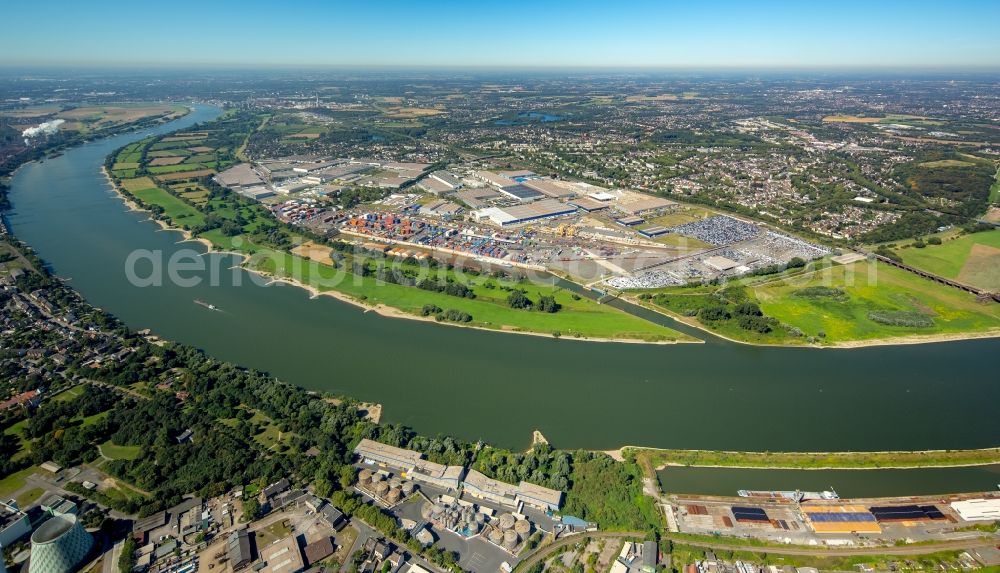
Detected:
[3,0,999,69]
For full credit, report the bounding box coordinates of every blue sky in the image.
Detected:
[3,0,998,68]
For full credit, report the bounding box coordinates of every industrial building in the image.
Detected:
[0,500,30,547]
[429,171,463,190]
[497,184,544,202]
[471,199,577,227]
[568,197,610,212]
[636,225,668,238]
[473,171,515,188]
[259,535,304,573]
[419,200,463,218]
[454,188,501,209]
[703,256,740,272]
[227,529,254,571]
[354,440,562,509]
[615,195,676,216]
[951,498,1000,521]
[303,536,336,566]
[615,216,645,227]
[215,163,265,189]
[40,494,78,517]
[462,469,563,511]
[354,439,465,490]
[27,514,94,573]
[522,178,578,199]
[641,541,658,573]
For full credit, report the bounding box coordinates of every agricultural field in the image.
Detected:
[119,177,158,192]
[753,260,1000,343]
[821,113,943,126]
[381,106,444,119]
[130,185,206,226]
[889,229,1000,292]
[1,104,187,134]
[639,257,1000,345]
[169,182,212,205]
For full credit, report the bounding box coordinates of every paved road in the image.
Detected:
[103,539,123,573]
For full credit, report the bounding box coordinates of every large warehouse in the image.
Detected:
[951,499,1000,521]
[472,199,577,227]
[354,439,465,490]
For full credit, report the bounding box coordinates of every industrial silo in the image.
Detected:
[28,514,94,573]
[502,530,519,550]
[514,519,531,536]
[401,482,416,496]
[386,488,401,504]
[497,513,516,530]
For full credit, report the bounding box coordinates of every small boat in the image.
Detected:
[193,299,219,311]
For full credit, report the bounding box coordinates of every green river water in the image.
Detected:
[6,105,1000,458]
[657,464,1000,497]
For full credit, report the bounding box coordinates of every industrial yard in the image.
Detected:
[214,158,832,290]
[669,493,1000,548]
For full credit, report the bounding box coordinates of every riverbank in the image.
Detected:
[625,446,1000,471]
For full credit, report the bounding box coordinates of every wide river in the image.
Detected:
[6,105,1000,452]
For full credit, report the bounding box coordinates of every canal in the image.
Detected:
[6,104,1000,453]
[657,464,1000,498]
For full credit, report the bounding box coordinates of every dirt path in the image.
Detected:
[516,532,643,572]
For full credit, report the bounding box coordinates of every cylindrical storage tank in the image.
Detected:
[371,472,384,482]
[389,477,403,489]
[358,469,373,484]
[498,514,516,530]
[402,482,416,495]
[475,512,485,524]
[502,530,519,549]
[488,529,504,544]
[514,519,531,535]
[375,481,390,496]
[28,514,94,573]
[420,503,434,521]
[467,522,481,535]
[386,488,401,504]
